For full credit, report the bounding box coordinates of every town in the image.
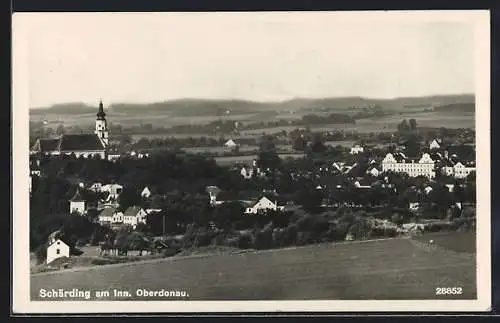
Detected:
[29,100,476,270]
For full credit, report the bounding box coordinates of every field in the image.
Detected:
[411,231,476,253]
[31,236,476,301]
[30,98,475,141]
[214,153,306,166]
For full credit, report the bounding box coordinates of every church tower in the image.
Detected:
[95,99,109,146]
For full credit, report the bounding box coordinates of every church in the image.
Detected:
[31,100,110,159]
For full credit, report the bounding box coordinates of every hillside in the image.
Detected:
[30,94,475,118]
[31,236,476,301]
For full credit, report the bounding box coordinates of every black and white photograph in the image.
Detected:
[12,10,491,313]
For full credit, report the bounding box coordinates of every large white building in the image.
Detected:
[30,100,109,159]
[381,152,436,178]
[442,161,476,179]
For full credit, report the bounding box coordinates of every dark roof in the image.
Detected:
[32,138,60,152]
[69,187,85,202]
[123,206,143,217]
[392,152,408,163]
[59,134,105,152]
[99,207,117,218]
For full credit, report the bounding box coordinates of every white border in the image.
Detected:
[12,10,491,313]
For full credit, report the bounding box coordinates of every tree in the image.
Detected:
[295,185,324,214]
[404,134,421,158]
[292,136,307,151]
[309,133,326,155]
[409,119,418,131]
[257,135,281,171]
[117,187,142,212]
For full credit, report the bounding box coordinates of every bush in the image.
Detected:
[253,229,274,250]
[162,247,181,258]
[34,244,47,264]
[238,234,253,249]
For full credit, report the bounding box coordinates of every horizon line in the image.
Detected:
[29,92,475,110]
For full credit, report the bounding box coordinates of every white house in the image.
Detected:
[123,206,148,229]
[350,145,364,155]
[429,139,441,150]
[424,186,433,195]
[101,184,123,200]
[381,152,436,178]
[69,187,86,215]
[224,139,238,148]
[89,182,103,192]
[98,207,123,225]
[141,187,152,199]
[46,239,70,264]
[451,162,475,179]
[409,202,420,212]
[240,166,254,179]
[366,165,380,177]
[244,196,284,214]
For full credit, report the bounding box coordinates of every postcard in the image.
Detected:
[12,10,491,313]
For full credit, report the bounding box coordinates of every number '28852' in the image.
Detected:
[435,287,463,295]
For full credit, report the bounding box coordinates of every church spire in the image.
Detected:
[97,99,106,120]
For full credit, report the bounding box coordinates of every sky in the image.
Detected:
[13,11,481,108]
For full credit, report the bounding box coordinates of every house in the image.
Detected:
[350,145,364,155]
[224,139,238,149]
[451,162,475,179]
[30,100,109,158]
[123,206,148,229]
[366,165,380,177]
[98,207,124,225]
[69,186,87,215]
[46,238,70,264]
[381,152,436,178]
[240,166,254,179]
[141,187,152,199]
[429,139,441,150]
[89,182,103,192]
[244,196,285,214]
[409,202,420,212]
[424,186,433,195]
[100,184,123,200]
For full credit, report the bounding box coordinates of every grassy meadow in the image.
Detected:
[31,235,476,300]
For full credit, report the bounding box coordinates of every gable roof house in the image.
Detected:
[224,139,239,148]
[123,206,148,229]
[98,207,123,225]
[429,139,442,150]
[141,186,152,199]
[350,144,364,155]
[46,238,70,265]
[69,186,98,215]
[244,195,286,215]
[366,164,380,177]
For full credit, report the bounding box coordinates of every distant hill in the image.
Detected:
[30,102,98,115]
[433,102,475,113]
[30,94,475,117]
